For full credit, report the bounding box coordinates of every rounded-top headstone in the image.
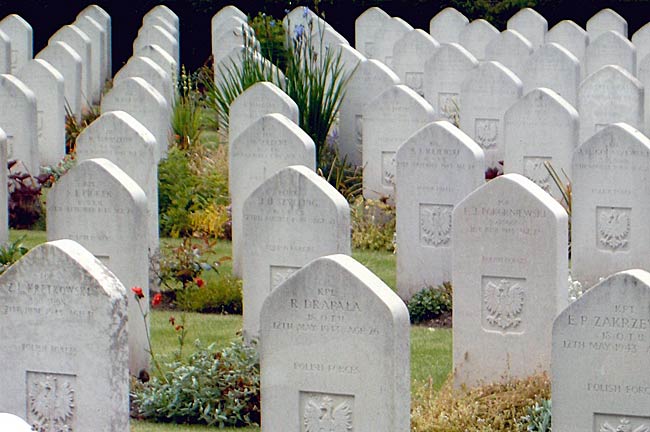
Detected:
[506,7,548,49]
[36,41,83,121]
[429,7,468,44]
[77,4,111,77]
[391,29,439,96]
[0,14,32,74]
[552,269,650,432]
[0,73,38,174]
[114,55,173,106]
[545,20,588,76]
[49,24,93,109]
[145,4,179,30]
[632,22,650,76]
[75,15,107,102]
[485,29,534,79]
[0,30,10,74]
[134,25,179,64]
[260,254,410,432]
[522,42,580,106]
[211,5,247,33]
[355,6,391,57]
[459,18,499,61]
[587,7,628,40]
[371,17,413,69]
[139,43,178,80]
[585,30,636,77]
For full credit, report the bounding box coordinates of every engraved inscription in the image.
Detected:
[27,371,76,431]
[405,72,424,95]
[597,207,631,252]
[594,414,650,432]
[381,151,396,187]
[475,118,499,149]
[419,204,452,247]
[482,276,525,332]
[270,265,300,291]
[523,156,552,192]
[354,114,363,143]
[301,392,353,432]
[438,92,459,121]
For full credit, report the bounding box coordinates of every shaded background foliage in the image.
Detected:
[2,0,650,74]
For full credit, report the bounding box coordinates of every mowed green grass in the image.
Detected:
[9,230,452,432]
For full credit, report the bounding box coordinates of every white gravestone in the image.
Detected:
[230,113,316,279]
[459,19,499,61]
[0,74,38,174]
[144,16,177,42]
[392,29,439,96]
[139,43,178,84]
[485,29,534,79]
[460,61,523,169]
[242,165,351,342]
[504,88,579,202]
[17,59,65,167]
[585,30,636,77]
[0,14,32,74]
[260,254,410,432]
[134,25,179,65]
[77,5,111,79]
[355,7,391,58]
[0,31,9,74]
[337,44,365,82]
[50,25,93,111]
[0,239,129,431]
[507,8,548,50]
[429,7,468,44]
[521,42,580,106]
[362,84,435,200]
[578,65,643,144]
[637,55,650,137]
[0,413,31,431]
[36,41,82,122]
[545,20,588,78]
[452,173,568,387]
[212,17,253,65]
[211,5,247,34]
[74,15,107,102]
[338,59,400,166]
[632,23,650,76]
[114,55,173,107]
[101,77,169,161]
[572,123,650,288]
[0,128,7,243]
[75,111,159,257]
[423,42,478,122]
[552,269,650,432]
[47,159,148,375]
[145,5,179,32]
[587,8,628,41]
[371,17,413,69]
[395,121,484,300]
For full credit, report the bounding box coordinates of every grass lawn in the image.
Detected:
[9,230,452,431]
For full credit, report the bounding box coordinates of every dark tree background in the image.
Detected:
[1,0,650,74]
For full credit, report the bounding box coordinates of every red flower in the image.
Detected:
[195,278,205,288]
[175,325,184,332]
[131,286,144,299]
[169,316,175,325]
[151,293,162,307]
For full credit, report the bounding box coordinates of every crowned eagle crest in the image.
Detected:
[303,395,353,432]
[524,158,551,192]
[600,418,649,432]
[420,205,452,247]
[484,279,524,330]
[598,208,630,251]
[29,374,75,432]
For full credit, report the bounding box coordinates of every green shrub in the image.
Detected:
[133,339,260,427]
[0,236,28,274]
[250,12,287,69]
[408,282,453,324]
[350,196,395,251]
[180,272,242,314]
[518,399,552,432]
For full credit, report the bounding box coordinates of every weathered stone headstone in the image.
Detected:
[101,76,169,161]
[230,113,316,279]
[395,121,484,300]
[392,29,439,96]
[355,7,391,58]
[17,59,65,167]
[585,30,636,77]
[0,239,129,431]
[0,74,38,174]
[337,44,366,80]
[485,29,533,79]
[211,16,253,65]
[77,5,111,79]
[371,17,413,68]
[0,14,32,74]
[452,173,568,387]
[504,88,579,201]
[36,41,82,122]
[211,5,247,35]
[47,159,148,375]
[460,61,523,169]
[75,111,158,256]
[572,123,650,288]
[521,42,580,106]
[507,8,548,50]
[145,5,179,32]
[113,55,173,106]
[459,19,499,61]
[0,31,9,74]
[338,59,400,166]
[144,15,177,42]
[260,254,410,432]
[637,55,650,137]
[423,42,478,122]
[50,25,93,111]
[552,269,650,432]
[138,43,178,83]
[578,65,643,144]
[134,25,179,65]
[362,84,435,200]
[283,6,326,41]
[242,165,350,342]
[429,7,468,44]
[632,23,650,76]
[587,8,628,40]
[74,15,107,103]
[545,20,588,78]
[0,128,7,243]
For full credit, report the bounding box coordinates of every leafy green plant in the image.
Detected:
[133,339,260,427]
[519,399,552,432]
[172,65,202,151]
[36,154,77,188]
[250,12,287,68]
[408,282,453,324]
[181,272,242,314]
[318,130,363,200]
[0,236,28,274]
[350,196,396,251]
[65,103,100,154]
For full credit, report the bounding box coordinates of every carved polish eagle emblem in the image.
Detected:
[420,205,452,247]
[29,375,75,432]
[303,395,353,432]
[598,208,630,251]
[484,279,524,330]
[600,418,649,432]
